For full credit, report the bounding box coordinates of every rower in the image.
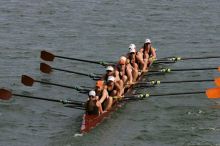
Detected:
[102,65,124,93]
[127,44,139,82]
[115,56,133,85]
[102,66,115,81]
[95,80,113,111]
[105,76,123,99]
[140,38,156,67]
[85,90,103,115]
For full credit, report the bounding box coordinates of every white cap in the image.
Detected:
[88,90,96,97]
[129,48,136,53]
[145,39,151,44]
[106,66,114,71]
[129,44,136,53]
[107,76,115,82]
[129,44,136,50]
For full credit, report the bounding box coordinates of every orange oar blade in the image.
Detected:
[218,67,220,72]
[214,77,220,87]
[206,87,220,99]
[0,89,12,100]
[40,51,55,61]
[40,63,52,74]
[21,75,34,86]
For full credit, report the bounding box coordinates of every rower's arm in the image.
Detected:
[114,70,121,81]
[99,89,108,104]
[150,48,157,60]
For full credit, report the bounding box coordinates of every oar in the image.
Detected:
[0,88,85,109]
[41,50,175,66]
[137,78,220,86]
[158,56,220,62]
[124,87,220,100]
[153,60,176,64]
[21,75,91,93]
[41,51,112,66]
[148,66,220,73]
[40,63,101,80]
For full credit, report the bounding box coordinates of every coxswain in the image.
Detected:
[105,76,123,99]
[127,44,139,82]
[85,90,103,115]
[95,80,113,111]
[140,38,156,67]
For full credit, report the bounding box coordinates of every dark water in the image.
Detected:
[0,0,220,146]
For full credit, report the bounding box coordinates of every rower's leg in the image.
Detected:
[126,66,133,84]
[105,97,113,111]
[122,75,128,83]
[116,80,124,97]
[143,54,149,71]
[136,52,145,71]
[132,63,139,82]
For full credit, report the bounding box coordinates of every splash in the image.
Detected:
[74,133,83,137]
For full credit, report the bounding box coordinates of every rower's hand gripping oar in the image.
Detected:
[124,87,220,100]
[40,63,101,80]
[0,88,85,109]
[21,75,91,93]
[41,51,111,66]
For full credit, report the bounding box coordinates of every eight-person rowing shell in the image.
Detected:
[86,38,157,115]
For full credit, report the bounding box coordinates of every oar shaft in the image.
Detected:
[51,67,100,79]
[12,93,84,106]
[182,56,220,60]
[150,91,204,97]
[55,55,111,66]
[35,80,88,91]
[124,91,205,100]
[52,67,89,76]
[148,67,217,73]
[55,55,101,64]
[13,93,62,102]
[157,56,220,61]
[161,79,213,83]
[172,67,217,71]
[137,79,214,85]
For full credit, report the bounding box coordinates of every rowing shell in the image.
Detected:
[80,66,152,133]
